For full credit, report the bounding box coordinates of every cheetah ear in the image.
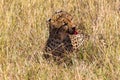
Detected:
[55,10,62,13]
[46,18,53,30]
[46,18,52,28]
[47,18,51,23]
[46,18,52,26]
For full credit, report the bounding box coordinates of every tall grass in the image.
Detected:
[0,0,120,80]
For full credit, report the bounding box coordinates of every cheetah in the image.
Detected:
[44,10,87,62]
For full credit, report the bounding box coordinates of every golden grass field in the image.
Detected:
[0,0,120,80]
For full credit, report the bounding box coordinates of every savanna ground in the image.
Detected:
[0,0,120,80]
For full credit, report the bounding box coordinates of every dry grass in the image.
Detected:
[0,0,120,80]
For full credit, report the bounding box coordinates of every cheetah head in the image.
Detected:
[47,10,78,35]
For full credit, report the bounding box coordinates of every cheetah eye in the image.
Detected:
[63,22,68,26]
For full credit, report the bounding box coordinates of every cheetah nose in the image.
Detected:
[72,27,75,31]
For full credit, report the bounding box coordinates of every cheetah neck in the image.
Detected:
[49,29,68,41]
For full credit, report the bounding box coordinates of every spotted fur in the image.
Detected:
[44,10,86,60]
